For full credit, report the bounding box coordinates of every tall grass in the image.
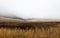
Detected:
[0,22,60,38]
[0,25,60,38]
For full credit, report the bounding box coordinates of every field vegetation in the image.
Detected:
[0,22,60,38]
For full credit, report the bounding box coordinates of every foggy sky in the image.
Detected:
[0,0,60,19]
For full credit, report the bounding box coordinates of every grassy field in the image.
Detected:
[0,22,60,38]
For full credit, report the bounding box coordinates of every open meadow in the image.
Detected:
[0,17,60,38]
[0,22,60,38]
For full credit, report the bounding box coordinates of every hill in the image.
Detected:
[0,17,60,29]
[0,17,60,38]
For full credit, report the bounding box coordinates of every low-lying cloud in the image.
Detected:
[0,0,60,19]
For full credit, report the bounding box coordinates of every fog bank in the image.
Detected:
[0,0,60,19]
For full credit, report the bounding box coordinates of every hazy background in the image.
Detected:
[0,0,60,19]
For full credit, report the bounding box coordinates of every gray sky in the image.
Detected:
[0,0,60,19]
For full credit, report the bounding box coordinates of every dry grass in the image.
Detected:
[0,21,60,38]
[0,17,60,38]
[0,23,60,38]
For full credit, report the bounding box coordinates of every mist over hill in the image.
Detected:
[0,13,24,20]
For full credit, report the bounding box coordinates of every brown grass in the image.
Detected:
[0,22,60,38]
